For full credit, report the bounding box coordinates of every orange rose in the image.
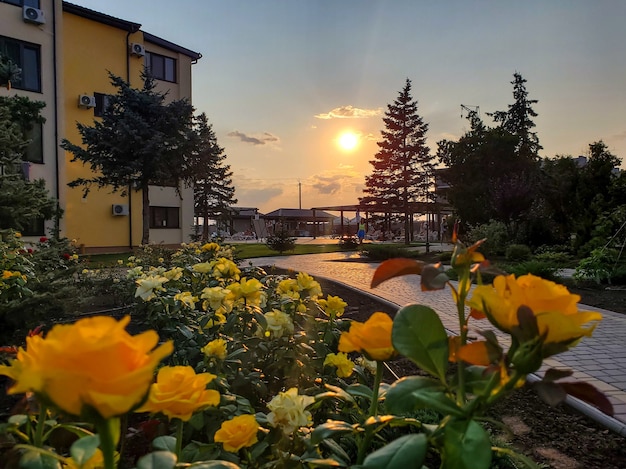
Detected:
[338,312,395,361]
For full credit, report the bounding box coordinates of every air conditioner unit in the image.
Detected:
[112,204,129,216]
[129,43,145,57]
[23,6,45,24]
[78,94,96,109]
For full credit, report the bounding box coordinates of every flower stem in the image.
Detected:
[33,402,47,447]
[175,419,184,461]
[95,417,119,469]
[368,360,383,417]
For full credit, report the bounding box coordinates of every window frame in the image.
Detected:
[149,206,180,229]
[0,35,41,92]
[0,1,40,7]
[145,51,177,83]
[93,92,112,118]
[23,121,43,163]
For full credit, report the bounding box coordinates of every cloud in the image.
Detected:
[310,170,362,196]
[609,130,626,142]
[232,175,283,207]
[227,130,280,146]
[314,105,383,120]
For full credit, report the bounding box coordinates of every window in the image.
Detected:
[21,217,45,236]
[0,36,41,92]
[150,206,180,229]
[145,52,176,83]
[23,122,42,163]
[0,1,40,6]
[94,92,112,118]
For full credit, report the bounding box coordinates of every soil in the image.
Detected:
[316,276,626,469]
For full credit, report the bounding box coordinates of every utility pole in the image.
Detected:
[298,180,302,209]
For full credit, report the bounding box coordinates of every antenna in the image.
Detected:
[460,104,480,118]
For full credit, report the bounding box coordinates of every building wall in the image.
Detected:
[0,0,64,241]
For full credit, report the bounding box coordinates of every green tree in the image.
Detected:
[61,72,196,244]
[437,73,541,239]
[189,113,237,241]
[361,79,432,244]
[0,95,56,232]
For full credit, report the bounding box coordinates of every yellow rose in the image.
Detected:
[318,295,348,318]
[135,275,169,301]
[0,316,173,419]
[324,352,355,378]
[261,309,294,338]
[174,291,198,309]
[201,286,234,314]
[214,414,259,452]
[267,388,315,435]
[137,366,220,421]
[338,312,395,361]
[202,338,227,360]
[228,277,265,307]
[468,274,602,345]
[296,272,322,298]
[163,267,183,281]
[192,262,213,273]
[276,278,300,300]
[201,242,220,252]
[212,258,241,281]
[64,449,104,469]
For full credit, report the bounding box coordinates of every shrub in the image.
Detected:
[359,244,414,260]
[502,260,560,282]
[467,221,509,257]
[573,248,618,285]
[438,251,453,263]
[505,244,532,262]
[265,231,296,254]
[533,251,573,267]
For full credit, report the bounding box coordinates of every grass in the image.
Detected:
[80,242,354,267]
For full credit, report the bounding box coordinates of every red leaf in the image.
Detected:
[370,258,424,288]
[560,381,614,416]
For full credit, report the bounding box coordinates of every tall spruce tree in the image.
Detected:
[189,113,237,240]
[0,96,56,232]
[62,72,197,244]
[362,79,432,244]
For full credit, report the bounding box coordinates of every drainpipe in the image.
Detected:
[125,27,139,249]
[52,0,60,238]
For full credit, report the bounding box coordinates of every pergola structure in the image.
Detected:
[311,201,452,241]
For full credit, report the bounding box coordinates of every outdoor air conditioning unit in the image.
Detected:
[129,43,145,57]
[78,94,96,109]
[23,6,45,24]
[112,204,129,216]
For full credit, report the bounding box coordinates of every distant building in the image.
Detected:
[263,208,337,237]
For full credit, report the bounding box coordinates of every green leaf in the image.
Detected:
[345,383,374,400]
[153,435,178,452]
[420,264,449,291]
[442,419,492,469]
[311,420,357,444]
[136,451,177,469]
[386,377,464,417]
[186,462,242,468]
[362,434,428,468]
[69,435,100,465]
[392,305,449,382]
[8,414,29,425]
[19,450,62,469]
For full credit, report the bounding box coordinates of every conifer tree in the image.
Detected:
[0,96,56,232]
[188,113,237,240]
[362,79,432,244]
[62,72,197,244]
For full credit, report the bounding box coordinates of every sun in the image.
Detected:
[338,131,359,151]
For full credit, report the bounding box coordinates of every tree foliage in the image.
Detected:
[188,113,237,241]
[437,73,541,237]
[361,78,433,244]
[0,95,56,232]
[61,72,197,244]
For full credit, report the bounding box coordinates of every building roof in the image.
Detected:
[264,208,336,221]
[63,2,141,32]
[144,32,202,61]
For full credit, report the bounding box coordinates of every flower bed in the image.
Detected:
[0,233,611,468]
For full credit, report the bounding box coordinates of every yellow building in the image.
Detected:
[0,0,201,252]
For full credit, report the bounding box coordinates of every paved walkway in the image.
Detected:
[246,250,626,433]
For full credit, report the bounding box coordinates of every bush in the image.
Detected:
[505,244,532,262]
[533,251,573,267]
[265,231,296,254]
[359,244,415,260]
[467,221,509,257]
[501,260,560,282]
[438,251,453,263]
[573,248,618,285]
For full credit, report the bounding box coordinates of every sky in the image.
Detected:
[72,0,626,214]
